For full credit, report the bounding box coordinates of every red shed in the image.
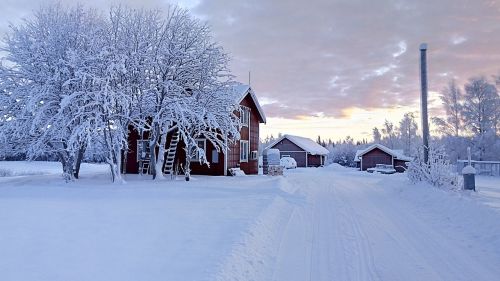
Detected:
[354,144,412,172]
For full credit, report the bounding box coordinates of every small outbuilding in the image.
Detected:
[265,134,329,167]
[354,144,412,172]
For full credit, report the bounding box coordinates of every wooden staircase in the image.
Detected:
[139,139,151,175]
[140,160,150,175]
[163,130,180,175]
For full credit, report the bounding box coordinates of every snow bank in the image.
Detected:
[212,176,301,281]
[373,173,500,263]
[0,161,61,177]
[0,161,108,178]
[325,163,351,171]
[213,196,294,281]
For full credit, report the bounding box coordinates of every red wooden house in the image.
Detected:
[123,83,266,176]
[354,144,412,172]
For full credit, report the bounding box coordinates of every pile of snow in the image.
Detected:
[325,163,351,171]
[229,168,246,176]
[462,165,476,174]
[0,161,108,178]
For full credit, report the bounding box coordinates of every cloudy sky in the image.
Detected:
[2,0,500,140]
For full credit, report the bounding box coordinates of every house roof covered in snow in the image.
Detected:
[266,134,329,155]
[354,144,413,162]
[224,82,266,123]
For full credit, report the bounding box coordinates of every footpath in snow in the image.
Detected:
[1,161,500,281]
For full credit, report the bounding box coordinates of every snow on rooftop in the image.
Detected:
[354,144,412,162]
[224,82,251,103]
[223,82,266,123]
[269,134,329,155]
[354,149,364,162]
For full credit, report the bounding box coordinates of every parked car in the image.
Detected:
[367,164,396,174]
[280,156,297,169]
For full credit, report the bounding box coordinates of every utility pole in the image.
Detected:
[419,43,430,164]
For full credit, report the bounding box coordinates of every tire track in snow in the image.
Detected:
[273,170,382,281]
[330,172,500,281]
[215,167,500,281]
[331,183,381,281]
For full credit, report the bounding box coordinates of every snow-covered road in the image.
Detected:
[2,162,500,281]
[268,168,500,281]
[215,166,500,281]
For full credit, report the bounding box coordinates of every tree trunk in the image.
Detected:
[154,132,168,180]
[58,152,75,182]
[184,155,191,181]
[149,123,160,180]
[102,122,125,183]
[111,142,124,183]
[73,142,86,179]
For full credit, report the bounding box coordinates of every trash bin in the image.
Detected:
[462,165,476,191]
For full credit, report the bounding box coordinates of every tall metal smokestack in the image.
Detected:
[419,43,430,164]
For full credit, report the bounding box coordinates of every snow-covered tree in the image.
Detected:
[176,84,240,180]
[0,4,239,182]
[259,134,277,154]
[381,120,397,148]
[328,136,360,167]
[494,74,500,136]
[399,112,419,156]
[462,77,499,160]
[124,7,237,180]
[0,5,109,180]
[372,127,381,143]
[432,80,463,137]
[100,6,238,180]
[431,80,468,162]
[407,144,462,190]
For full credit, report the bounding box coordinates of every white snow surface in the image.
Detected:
[0,161,108,177]
[267,134,329,155]
[462,165,477,174]
[1,161,500,281]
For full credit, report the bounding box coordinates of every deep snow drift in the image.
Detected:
[1,161,500,281]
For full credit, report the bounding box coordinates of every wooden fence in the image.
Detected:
[457,160,500,176]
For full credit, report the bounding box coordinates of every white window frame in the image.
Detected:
[212,149,219,164]
[240,106,250,127]
[250,150,258,160]
[240,140,249,162]
[137,140,150,161]
[191,138,206,161]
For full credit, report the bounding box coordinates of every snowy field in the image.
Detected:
[1,161,500,281]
